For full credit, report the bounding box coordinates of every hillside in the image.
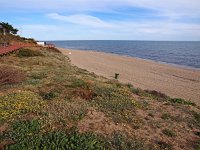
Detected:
[0,34,36,45]
[0,42,200,149]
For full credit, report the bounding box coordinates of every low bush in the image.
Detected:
[6,121,105,150]
[169,98,196,106]
[162,129,176,137]
[8,120,40,142]
[93,84,137,113]
[16,48,43,57]
[69,78,89,89]
[0,65,26,85]
[161,113,171,120]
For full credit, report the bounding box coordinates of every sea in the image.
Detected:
[49,40,200,69]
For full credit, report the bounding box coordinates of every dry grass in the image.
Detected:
[0,65,26,85]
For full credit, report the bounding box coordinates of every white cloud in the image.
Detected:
[1,0,200,17]
[4,0,199,40]
[19,19,200,40]
[47,13,114,28]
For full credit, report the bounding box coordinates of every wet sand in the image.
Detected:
[59,48,200,105]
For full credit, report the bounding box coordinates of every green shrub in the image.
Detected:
[69,78,88,89]
[93,84,137,113]
[8,120,40,142]
[169,98,196,106]
[17,49,43,57]
[30,72,47,80]
[193,112,200,127]
[108,132,147,150]
[7,125,105,150]
[131,88,144,96]
[161,113,171,120]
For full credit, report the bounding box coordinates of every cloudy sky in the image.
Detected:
[0,0,200,41]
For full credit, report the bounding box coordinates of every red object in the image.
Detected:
[0,44,33,55]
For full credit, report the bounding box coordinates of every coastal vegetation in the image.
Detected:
[0,35,200,149]
[0,22,18,35]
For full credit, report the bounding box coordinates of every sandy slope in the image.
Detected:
[59,48,200,105]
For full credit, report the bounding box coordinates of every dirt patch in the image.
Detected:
[0,123,9,134]
[78,109,133,136]
[133,99,200,150]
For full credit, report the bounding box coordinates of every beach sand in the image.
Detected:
[59,48,200,105]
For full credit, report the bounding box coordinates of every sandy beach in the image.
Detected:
[59,48,200,105]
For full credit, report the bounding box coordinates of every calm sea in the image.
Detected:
[50,40,200,69]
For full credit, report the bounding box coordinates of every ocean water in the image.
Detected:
[50,40,200,69]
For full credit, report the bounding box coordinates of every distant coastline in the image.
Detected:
[50,40,200,69]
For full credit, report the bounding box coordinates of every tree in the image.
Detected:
[0,22,18,34]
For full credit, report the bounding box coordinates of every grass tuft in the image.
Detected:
[162,129,176,137]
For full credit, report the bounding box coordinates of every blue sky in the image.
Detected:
[0,0,200,41]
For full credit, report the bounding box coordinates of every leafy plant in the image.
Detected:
[7,124,105,150]
[0,91,44,119]
[17,48,43,57]
[8,120,40,141]
[93,84,137,113]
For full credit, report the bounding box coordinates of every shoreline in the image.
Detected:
[58,47,200,105]
[58,47,200,71]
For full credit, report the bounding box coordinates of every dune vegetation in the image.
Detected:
[0,38,199,149]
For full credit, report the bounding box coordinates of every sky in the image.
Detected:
[0,0,200,41]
